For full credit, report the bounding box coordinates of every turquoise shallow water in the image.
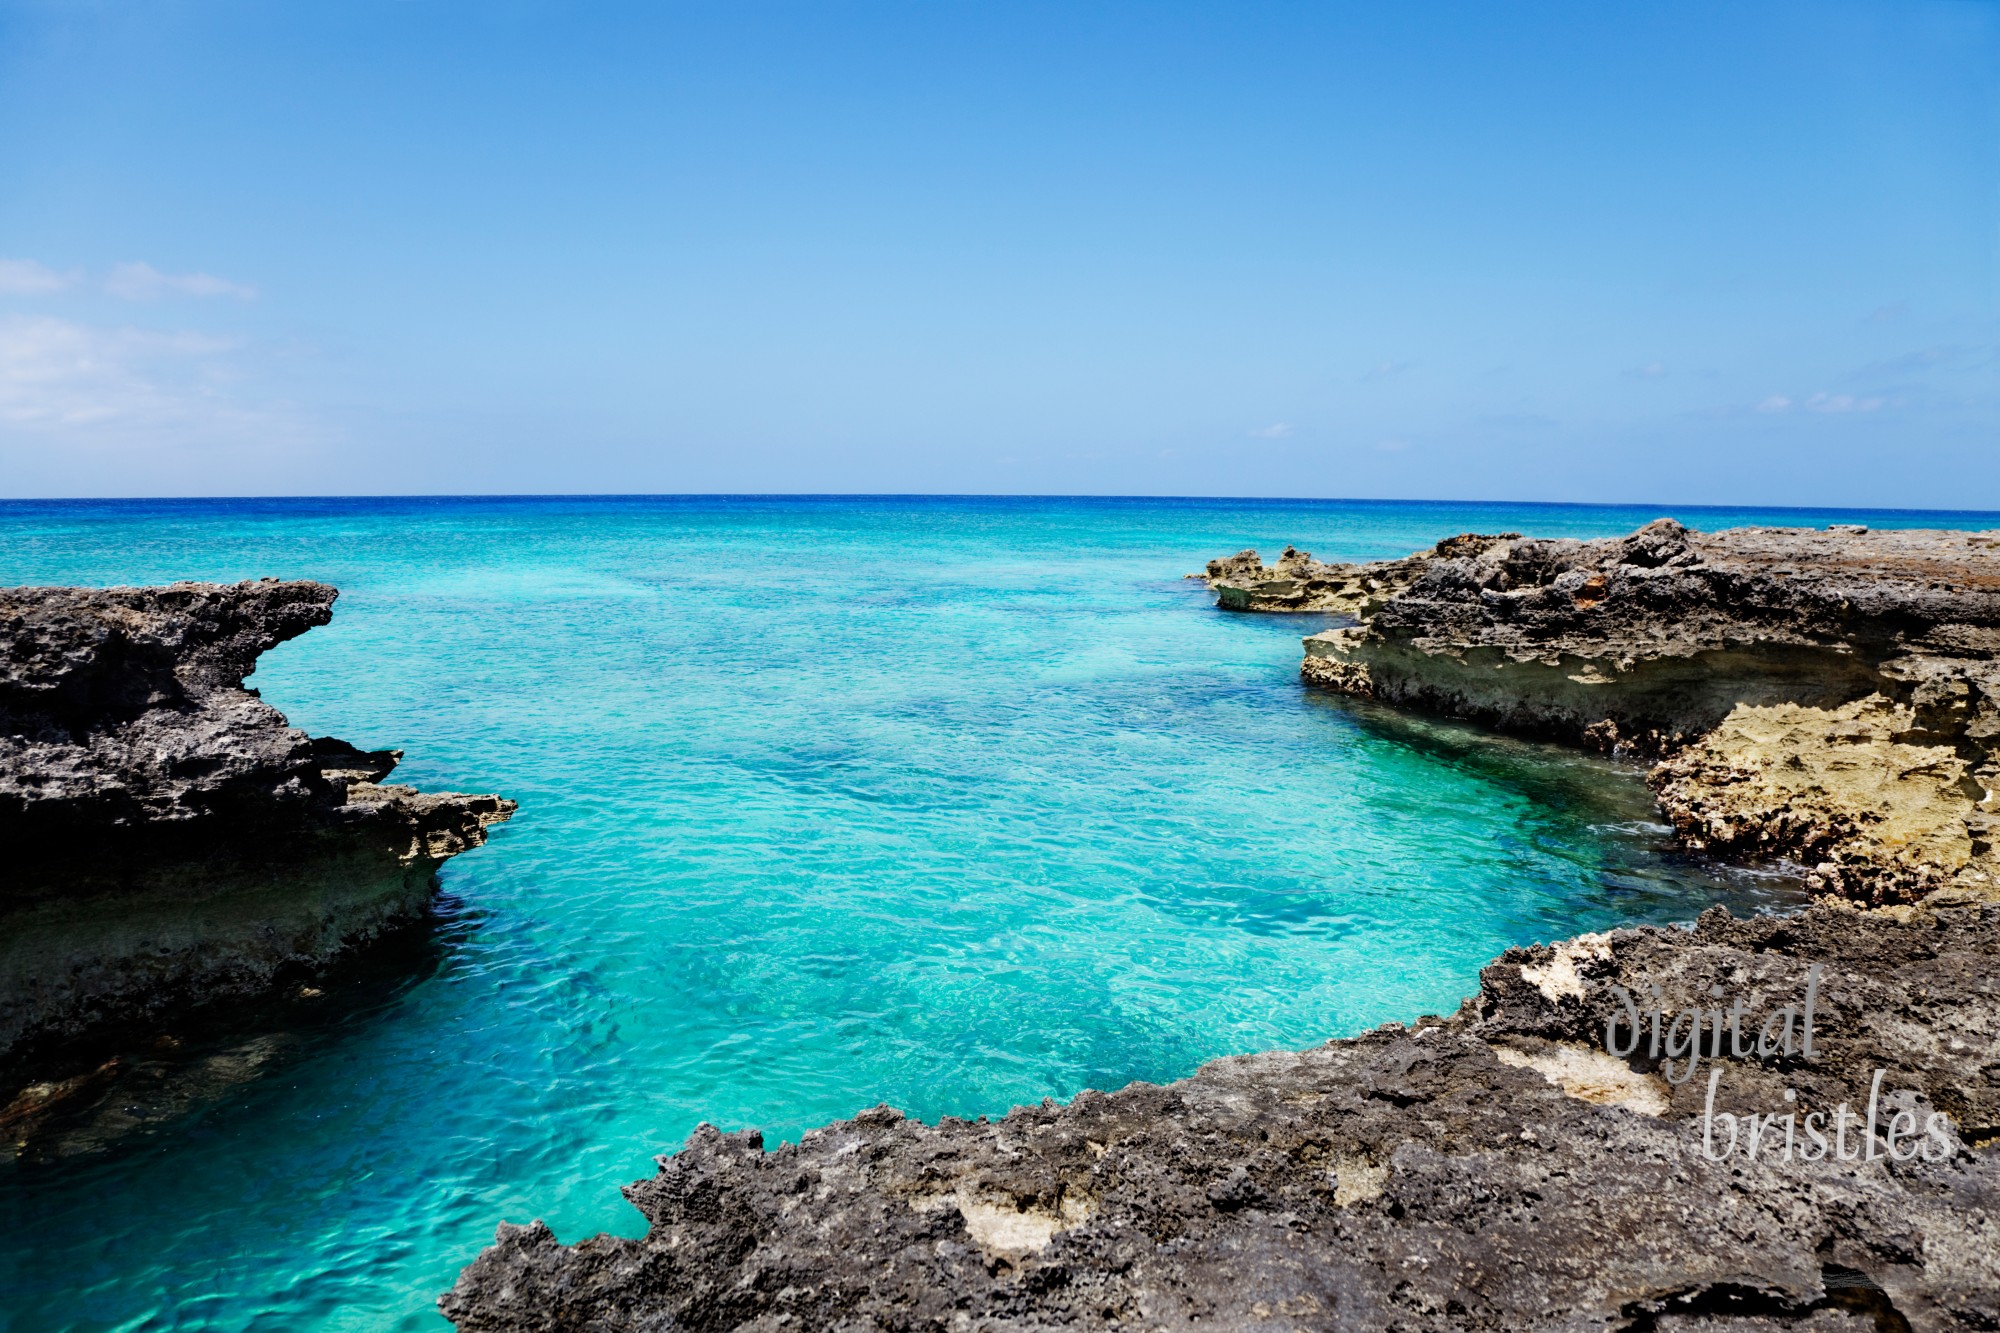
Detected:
[3,495,1996,1331]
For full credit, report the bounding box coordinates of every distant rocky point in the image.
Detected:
[0,580,514,1083]
[1200,533,1520,615]
[1211,519,2000,907]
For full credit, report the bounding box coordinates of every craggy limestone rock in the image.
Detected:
[444,903,2000,1331]
[1652,697,2000,907]
[1202,535,1519,615]
[1297,521,2000,750]
[1277,521,2000,904]
[0,580,515,1066]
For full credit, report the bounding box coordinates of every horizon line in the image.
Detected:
[1,492,1997,519]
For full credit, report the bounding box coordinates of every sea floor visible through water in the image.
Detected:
[4,495,1997,1332]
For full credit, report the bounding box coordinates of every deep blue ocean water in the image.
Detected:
[3,494,1996,1332]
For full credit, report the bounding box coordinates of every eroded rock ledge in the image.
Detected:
[0,580,515,1067]
[444,902,2000,1331]
[1223,520,1999,906]
[1202,534,1521,615]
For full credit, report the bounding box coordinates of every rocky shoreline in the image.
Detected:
[439,520,2000,1331]
[0,580,514,1103]
[1241,521,1998,906]
[444,900,2000,1330]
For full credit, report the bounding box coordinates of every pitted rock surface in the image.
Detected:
[442,904,2000,1332]
[2,579,345,839]
[0,580,515,1063]
[1264,522,2000,903]
[1302,521,2000,747]
[1202,535,1519,615]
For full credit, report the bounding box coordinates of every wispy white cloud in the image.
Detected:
[0,257,257,301]
[1626,361,1667,379]
[1477,411,1559,431]
[0,265,323,492]
[1362,360,1411,381]
[1754,391,1886,415]
[1848,344,1991,383]
[0,259,80,295]
[102,261,257,302]
[0,314,249,430]
[1248,421,1294,438]
[1804,392,1885,414]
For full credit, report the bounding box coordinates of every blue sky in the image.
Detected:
[1,1,1995,505]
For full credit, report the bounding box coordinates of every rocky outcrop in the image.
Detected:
[1651,696,2000,907]
[1201,535,1519,614]
[0,580,515,1067]
[1285,521,2000,905]
[444,901,2000,1331]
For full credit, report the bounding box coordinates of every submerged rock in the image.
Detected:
[442,903,2000,1331]
[1266,521,2000,905]
[0,579,514,1068]
[1,1032,297,1165]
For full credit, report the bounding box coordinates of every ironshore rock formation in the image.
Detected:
[0,579,514,1069]
[1199,534,1520,615]
[1254,520,1999,907]
[444,901,2000,1331]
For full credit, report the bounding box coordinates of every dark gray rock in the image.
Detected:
[1286,522,2000,904]
[442,903,2000,1331]
[1300,521,2000,752]
[1202,535,1520,615]
[0,580,514,1066]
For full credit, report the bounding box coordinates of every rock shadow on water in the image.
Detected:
[1297,687,1811,924]
[1,893,478,1169]
[0,578,518,1165]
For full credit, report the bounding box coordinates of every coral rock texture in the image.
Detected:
[0,579,515,1063]
[1284,521,2000,904]
[444,903,2000,1332]
[1203,535,1520,615]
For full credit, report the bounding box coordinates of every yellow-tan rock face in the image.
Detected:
[1652,696,1999,904]
[1216,520,2000,906]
